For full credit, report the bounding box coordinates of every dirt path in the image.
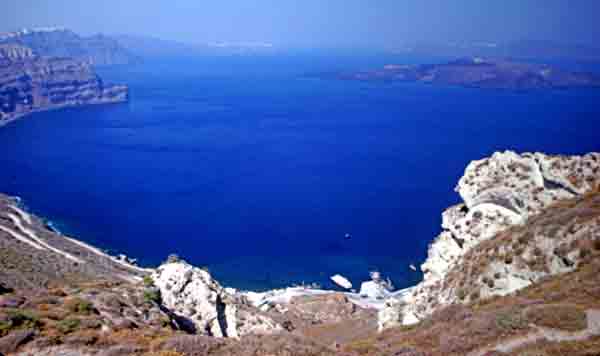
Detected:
[469,309,600,356]
[0,224,46,250]
[2,202,151,277]
[5,212,84,263]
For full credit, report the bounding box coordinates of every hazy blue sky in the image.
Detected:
[3,1,600,47]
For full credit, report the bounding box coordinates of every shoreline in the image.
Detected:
[0,96,128,128]
[243,284,415,311]
[8,196,154,273]
[9,195,150,275]
[4,193,407,310]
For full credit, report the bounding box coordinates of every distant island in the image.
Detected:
[388,40,600,62]
[333,57,600,90]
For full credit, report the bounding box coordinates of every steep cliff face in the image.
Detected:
[153,260,282,338]
[1,151,599,355]
[0,28,138,66]
[379,151,600,330]
[0,43,128,124]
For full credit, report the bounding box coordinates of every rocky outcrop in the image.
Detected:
[152,260,281,338]
[0,43,128,124]
[359,271,394,300]
[379,151,600,330]
[0,279,188,356]
[0,28,138,66]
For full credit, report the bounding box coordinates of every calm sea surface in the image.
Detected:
[1,53,599,290]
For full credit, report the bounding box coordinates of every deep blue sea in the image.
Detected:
[1,52,599,291]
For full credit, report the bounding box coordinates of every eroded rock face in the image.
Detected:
[379,151,600,330]
[152,261,281,338]
[0,43,128,123]
[0,28,138,66]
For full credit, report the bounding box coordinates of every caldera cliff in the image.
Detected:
[379,151,600,329]
[0,43,128,125]
[0,28,138,66]
[0,151,599,356]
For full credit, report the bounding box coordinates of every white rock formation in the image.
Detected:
[378,151,600,331]
[359,271,394,300]
[378,297,420,331]
[331,274,352,289]
[359,281,389,299]
[152,261,281,338]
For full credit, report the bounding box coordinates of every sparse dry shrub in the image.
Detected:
[518,232,533,245]
[37,303,51,312]
[57,318,80,334]
[95,328,174,351]
[525,258,538,269]
[388,346,427,356]
[345,339,379,355]
[514,247,525,257]
[144,351,184,356]
[430,304,473,324]
[495,309,527,332]
[511,241,520,251]
[580,247,591,259]
[0,309,42,336]
[525,304,587,332]
[48,288,67,297]
[593,238,600,251]
[546,225,561,239]
[515,335,600,356]
[517,350,548,356]
[144,289,162,304]
[38,309,68,321]
[143,275,154,287]
[63,297,95,315]
[63,329,100,346]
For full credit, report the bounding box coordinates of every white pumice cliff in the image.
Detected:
[1,150,600,355]
[153,260,282,338]
[379,151,600,331]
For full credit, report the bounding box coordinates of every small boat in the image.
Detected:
[409,264,417,271]
[344,233,352,240]
[331,274,352,289]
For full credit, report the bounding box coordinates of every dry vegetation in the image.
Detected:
[0,280,181,355]
[444,188,600,305]
[342,190,600,356]
[508,336,600,356]
[342,257,600,356]
[1,190,599,355]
